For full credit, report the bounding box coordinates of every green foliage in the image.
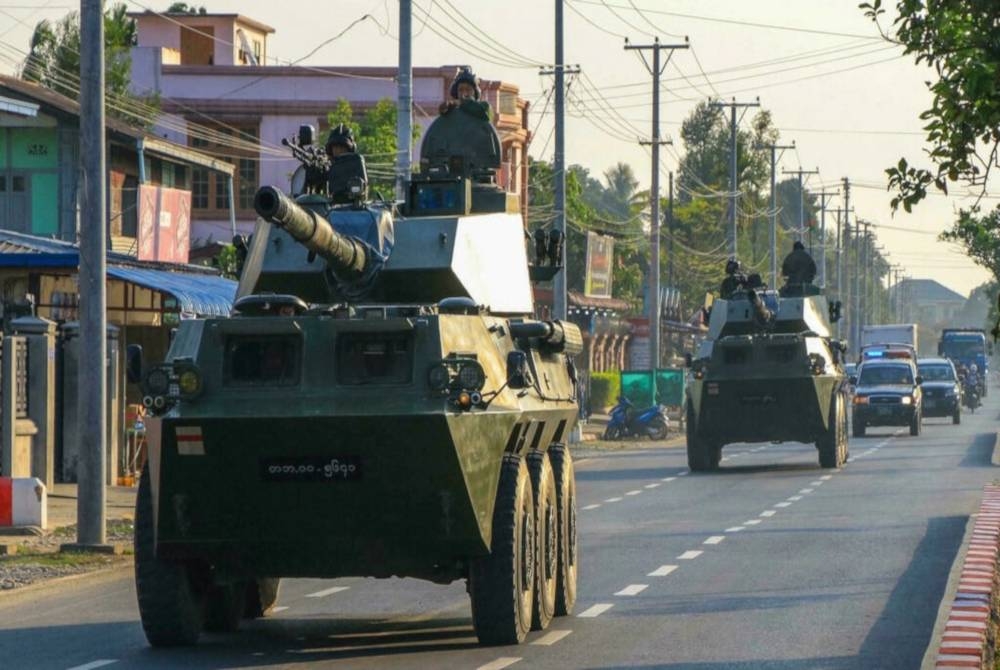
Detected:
[212,244,238,279]
[166,2,207,13]
[588,371,621,413]
[325,98,421,197]
[861,0,1000,211]
[21,3,157,126]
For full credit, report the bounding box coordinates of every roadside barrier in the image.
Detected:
[0,477,46,529]
[933,485,1000,669]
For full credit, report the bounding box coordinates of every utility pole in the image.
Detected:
[857,220,872,341]
[395,0,412,203]
[781,167,820,249]
[755,141,794,289]
[72,0,108,550]
[841,177,852,348]
[814,190,837,288]
[626,36,688,371]
[712,98,760,257]
[668,171,674,291]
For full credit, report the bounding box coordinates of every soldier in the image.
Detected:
[439,66,491,121]
[325,124,368,204]
[781,240,817,289]
[325,123,356,159]
[719,257,744,299]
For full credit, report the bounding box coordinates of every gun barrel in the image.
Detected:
[254,186,366,276]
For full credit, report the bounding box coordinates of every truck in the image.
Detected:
[860,324,918,353]
[939,328,991,396]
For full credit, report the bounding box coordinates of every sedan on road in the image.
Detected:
[851,360,923,437]
[918,357,962,424]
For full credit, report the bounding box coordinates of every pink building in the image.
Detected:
[128,11,532,249]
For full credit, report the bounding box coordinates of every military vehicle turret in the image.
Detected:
[685,278,849,471]
[131,110,582,647]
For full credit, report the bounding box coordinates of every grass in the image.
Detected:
[0,547,131,569]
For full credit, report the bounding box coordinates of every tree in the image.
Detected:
[21,3,154,125]
[166,2,207,13]
[862,0,1000,212]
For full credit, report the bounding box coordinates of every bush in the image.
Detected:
[588,372,620,414]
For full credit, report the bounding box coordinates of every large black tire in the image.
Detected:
[953,407,961,425]
[686,403,715,472]
[818,395,845,468]
[244,578,281,618]
[648,418,668,441]
[204,582,245,633]
[135,468,204,647]
[909,409,922,436]
[852,413,866,438]
[470,455,535,645]
[548,445,577,617]
[526,451,557,632]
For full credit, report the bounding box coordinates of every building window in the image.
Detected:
[187,122,259,217]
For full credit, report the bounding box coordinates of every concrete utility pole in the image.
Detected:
[814,190,837,289]
[668,171,675,291]
[712,98,760,257]
[781,167,819,249]
[841,177,851,347]
[755,141,794,289]
[75,0,108,549]
[395,0,412,203]
[626,36,688,371]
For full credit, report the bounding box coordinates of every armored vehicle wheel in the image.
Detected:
[135,468,204,647]
[527,451,557,631]
[204,582,245,633]
[687,430,717,472]
[244,578,281,618]
[818,395,845,468]
[953,408,961,425]
[710,444,722,468]
[852,414,866,438]
[470,454,535,645]
[548,445,577,616]
[909,410,922,436]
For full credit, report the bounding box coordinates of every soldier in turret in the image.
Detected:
[720,257,744,299]
[781,240,817,295]
[439,66,491,121]
[325,123,368,204]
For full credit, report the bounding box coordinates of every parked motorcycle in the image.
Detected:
[603,396,670,440]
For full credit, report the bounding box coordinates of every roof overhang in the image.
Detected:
[139,136,235,177]
[0,95,39,118]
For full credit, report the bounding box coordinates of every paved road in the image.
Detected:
[2,397,997,670]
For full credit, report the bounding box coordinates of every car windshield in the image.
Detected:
[858,364,913,386]
[918,364,954,382]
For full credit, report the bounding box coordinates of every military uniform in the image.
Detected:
[781,247,817,285]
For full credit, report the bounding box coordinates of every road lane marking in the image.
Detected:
[678,550,703,559]
[809,481,823,486]
[662,477,676,482]
[788,496,803,501]
[477,658,521,670]
[306,586,349,598]
[625,490,642,496]
[846,458,855,462]
[578,603,614,618]
[66,662,118,670]
[744,519,762,525]
[720,457,730,462]
[645,483,661,489]
[678,471,689,476]
[820,475,833,480]
[799,488,814,494]
[532,630,573,646]
[775,502,791,508]
[615,584,648,596]
[272,606,289,613]
[704,536,725,545]
[583,504,601,510]
[648,565,677,576]
[725,526,745,532]
[605,497,623,503]
[760,510,776,517]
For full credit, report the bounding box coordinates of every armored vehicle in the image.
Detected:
[131,110,582,647]
[685,281,849,471]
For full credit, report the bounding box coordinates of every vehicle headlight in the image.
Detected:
[457,361,486,390]
[900,396,913,405]
[175,363,203,399]
[853,396,869,405]
[143,366,170,396]
[427,364,452,391]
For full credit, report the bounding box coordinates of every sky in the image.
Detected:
[0,0,994,298]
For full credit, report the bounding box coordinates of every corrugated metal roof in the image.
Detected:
[106,266,235,317]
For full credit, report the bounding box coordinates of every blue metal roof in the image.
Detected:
[106,266,236,317]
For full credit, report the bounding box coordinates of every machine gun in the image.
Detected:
[282,125,330,196]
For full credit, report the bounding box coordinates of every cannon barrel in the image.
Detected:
[254,186,367,277]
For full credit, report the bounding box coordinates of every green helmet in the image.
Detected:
[326,123,356,152]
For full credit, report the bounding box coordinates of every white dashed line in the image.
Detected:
[760,510,776,517]
[625,490,642,496]
[774,502,791,508]
[678,550,703,560]
[645,483,661,489]
[744,519,762,526]
[648,564,677,577]
[605,497,623,503]
[799,488,814,494]
[787,496,803,501]
[615,584,648,596]
[66,662,118,670]
[720,457,730,462]
[678,471,689,476]
[662,477,676,482]
[306,586,349,598]
[532,630,573,646]
[846,457,855,462]
[271,606,289,613]
[809,481,823,486]
[725,526,745,533]
[582,504,601,511]
[578,603,614,618]
[476,658,522,670]
[820,475,833,480]
[704,536,725,545]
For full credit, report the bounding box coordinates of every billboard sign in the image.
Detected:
[138,185,192,263]
[584,231,613,298]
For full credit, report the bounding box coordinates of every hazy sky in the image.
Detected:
[1,0,994,298]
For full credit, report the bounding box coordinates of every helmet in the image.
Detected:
[793,240,805,251]
[326,123,356,152]
[449,66,481,100]
[970,363,978,374]
[725,257,739,275]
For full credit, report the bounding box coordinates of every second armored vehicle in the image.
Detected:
[685,280,849,470]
